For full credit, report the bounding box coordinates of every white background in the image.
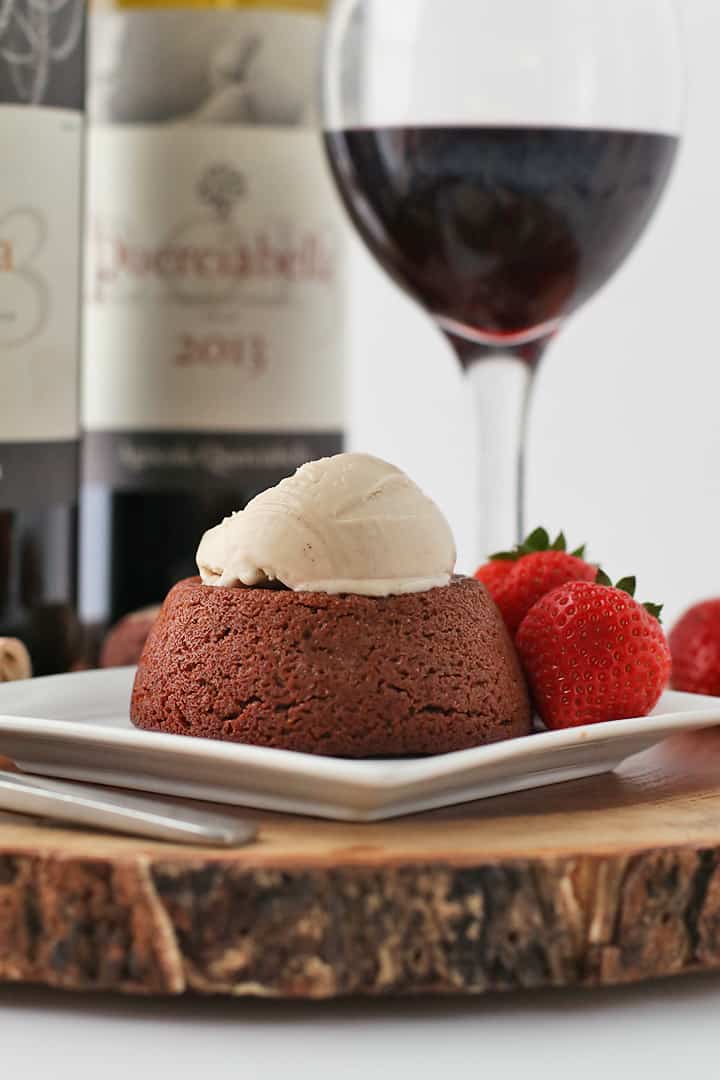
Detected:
[0,975,717,1077]
[349,0,716,628]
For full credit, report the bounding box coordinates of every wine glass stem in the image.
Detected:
[465,353,538,561]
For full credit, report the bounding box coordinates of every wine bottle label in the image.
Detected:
[83,1,345,492]
[0,0,85,510]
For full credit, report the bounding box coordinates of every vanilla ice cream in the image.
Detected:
[196,453,456,597]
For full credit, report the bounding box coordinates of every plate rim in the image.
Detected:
[0,667,718,794]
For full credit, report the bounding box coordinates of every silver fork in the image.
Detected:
[0,769,257,847]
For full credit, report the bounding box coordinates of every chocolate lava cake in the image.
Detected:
[130,575,531,757]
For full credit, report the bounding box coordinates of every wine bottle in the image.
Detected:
[0,0,85,675]
[81,0,345,653]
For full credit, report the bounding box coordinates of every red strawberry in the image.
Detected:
[516,573,670,729]
[475,528,596,636]
[474,559,513,593]
[669,600,720,696]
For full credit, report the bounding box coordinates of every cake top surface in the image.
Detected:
[196,452,456,597]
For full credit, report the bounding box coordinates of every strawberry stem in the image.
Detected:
[595,570,664,623]
[490,527,586,563]
[616,576,637,598]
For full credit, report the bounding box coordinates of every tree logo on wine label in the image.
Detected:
[0,208,48,348]
[162,161,289,307]
[89,159,338,312]
[197,164,247,222]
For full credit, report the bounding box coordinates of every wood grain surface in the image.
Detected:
[2,729,720,998]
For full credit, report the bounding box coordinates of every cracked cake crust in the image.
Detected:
[129,575,532,756]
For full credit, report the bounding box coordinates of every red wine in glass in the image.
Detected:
[325,125,679,355]
[322,1,683,560]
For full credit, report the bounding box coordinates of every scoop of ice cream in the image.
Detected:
[0,638,32,682]
[196,453,456,597]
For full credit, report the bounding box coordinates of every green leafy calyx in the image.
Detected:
[594,570,664,623]
[490,528,587,563]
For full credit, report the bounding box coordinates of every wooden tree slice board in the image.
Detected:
[2,729,720,999]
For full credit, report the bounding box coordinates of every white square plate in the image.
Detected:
[0,668,718,821]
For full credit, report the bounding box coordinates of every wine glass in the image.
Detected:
[322,0,683,560]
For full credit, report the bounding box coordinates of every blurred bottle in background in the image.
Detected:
[0,0,85,674]
[81,0,345,660]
